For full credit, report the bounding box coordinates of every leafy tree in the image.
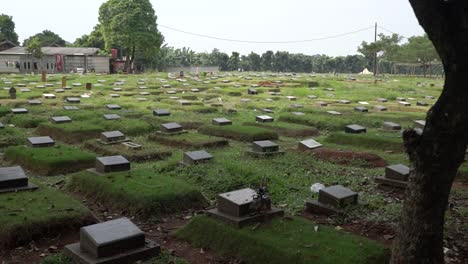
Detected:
[99,0,164,72]
[23,30,66,47]
[397,34,439,77]
[227,52,240,71]
[73,24,106,50]
[358,33,402,72]
[391,0,468,262]
[25,37,43,61]
[261,51,274,71]
[0,14,19,45]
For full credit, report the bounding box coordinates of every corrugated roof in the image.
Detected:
[0,47,100,56]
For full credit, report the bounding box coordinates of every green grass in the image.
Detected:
[0,126,27,148]
[148,131,229,148]
[176,215,389,264]
[68,168,208,217]
[324,132,404,152]
[0,183,92,248]
[198,124,279,141]
[5,145,96,175]
[243,121,319,137]
[3,114,47,128]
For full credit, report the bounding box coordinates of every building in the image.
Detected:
[0,47,110,74]
[0,40,18,52]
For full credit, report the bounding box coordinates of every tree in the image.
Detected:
[23,30,66,47]
[261,51,274,71]
[391,0,468,263]
[398,35,440,77]
[227,52,240,71]
[358,33,402,73]
[0,14,19,45]
[99,0,163,73]
[73,24,106,50]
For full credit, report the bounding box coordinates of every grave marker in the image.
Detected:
[28,100,42,105]
[375,164,410,188]
[106,104,121,110]
[182,150,213,165]
[354,106,368,112]
[103,114,121,120]
[95,156,131,173]
[345,124,367,134]
[66,97,80,103]
[160,122,184,134]
[256,115,274,123]
[212,118,232,126]
[374,105,388,111]
[27,136,55,147]
[51,116,72,124]
[298,139,323,151]
[0,166,38,193]
[64,106,79,110]
[11,108,28,114]
[153,109,170,116]
[383,121,401,131]
[306,185,358,216]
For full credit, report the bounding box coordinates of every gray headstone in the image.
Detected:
[318,185,358,208]
[338,100,351,104]
[160,122,183,133]
[153,109,170,117]
[327,111,342,115]
[28,100,42,105]
[345,124,367,134]
[217,188,257,217]
[256,115,274,123]
[64,106,79,110]
[183,150,213,165]
[248,88,258,95]
[103,114,121,120]
[96,156,130,173]
[212,118,232,126]
[252,140,279,153]
[416,101,428,106]
[374,105,388,111]
[106,104,121,110]
[66,97,81,103]
[11,108,28,114]
[377,98,388,102]
[27,136,55,147]
[383,121,401,131]
[298,139,322,150]
[398,101,411,107]
[0,166,28,189]
[354,106,368,112]
[101,131,125,143]
[51,116,72,124]
[386,164,410,181]
[414,120,426,129]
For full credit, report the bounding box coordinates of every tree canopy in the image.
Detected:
[0,14,19,45]
[23,30,66,47]
[73,24,106,50]
[25,37,43,59]
[99,0,164,72]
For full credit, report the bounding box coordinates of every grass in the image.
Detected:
[243,121,319,137]
[41,251,188,264]
[324,132,404,152]
[5,144,96,175]
[0,126,27,148]
[148,131,229,148]
[0,182,93,248]
[68,168,208,218]
[198,124,279,141]
[176,215,390,264]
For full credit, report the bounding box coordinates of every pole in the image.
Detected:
[373,22,378,77]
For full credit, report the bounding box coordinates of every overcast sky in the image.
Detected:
[3,0,424,56]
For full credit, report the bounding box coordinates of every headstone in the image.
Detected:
[251,140,281,154]
[256,115,274,123]
[191,88,200,93]
[9,87,16,99]
[308,95,318,99]
[416,101,428,106]
[286,96,297,101]
[316,101,328,107]
[20,88,31,92]
[414,120,426,129]
[262,108,274,113]
[106,104,121,110]
[306,185,358,216]
[398,101,411,107]
[298,139,323,150]
[396,97,406,101]
[0,122,4,129]
[100,131,126,143]
[11,108,28,114]
[374,105,388,111]
[86,83,92,90]
[160,122,183,134]
[51,116,72,124]
[338,100,351,104]
[112,87,122,91]
[354,106,368,113]
[292,112,305,116]
[178,100,191,106]
[425,95,435,99]
[327,111,342,115]
[212,118,232,126]
[95,156,130,173]
[383,121,401,131]
[61,76,67,88]
[290,104,303,108]
[55,88,65,93]
[28,100,42,105]
[66,97,81,103]
[27,136,55,147]
[345,124,367,134]
[217,188,258,217]
[43,93,56,99]
[375,164,410,188]
[103,114,121,120]
[64,217,159,263]
[377,98,388,102]
[0,166,38,193]
[248,88,258,95]
[153,109,170,116]
[182,150,213,165]
[64,106,79,110]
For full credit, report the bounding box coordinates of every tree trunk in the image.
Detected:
[129,45,136,74]
[392,1,468,263]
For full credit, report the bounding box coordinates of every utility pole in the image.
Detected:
[373,22,378,77]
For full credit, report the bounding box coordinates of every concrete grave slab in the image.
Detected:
[327,111,342,115]
[28,100,42,105]
[27,136,55,147]
[106,104,121,110]
[181,150,213,165]
[298,139,323,151]
[11,108,28,114]
[256,115,274,123]
[345,124,366,134]
[383,121,401,131]
[66,97,80,103]
[160,123,184,134]
[374,105,388,111]
[99,131,128,144]
[94,156,131,174]
[64,106,79,110]
[0,166,38,194]
[414,120,426,129]
[51,116,72,124]
[354,106,368,112]
[212,118,232,126]
[306,185,358,216]
[103,114,121,120]
[153,109,170,116]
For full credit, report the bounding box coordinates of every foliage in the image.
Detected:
[23,30,66,47]
[99,0,164,72]
[25,37,44,60]
[0,14,19,45]
[73,24,106,50]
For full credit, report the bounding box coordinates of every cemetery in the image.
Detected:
[0,72,466,263]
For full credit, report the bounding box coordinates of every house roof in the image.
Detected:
[0,47,100,56]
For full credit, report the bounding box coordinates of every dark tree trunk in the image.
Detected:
[392,1,468,263]
[129,45,136,74]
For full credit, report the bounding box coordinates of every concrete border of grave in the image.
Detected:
[0,166,39,194]
[97,131,130,145]
[64,217,160,264]
[122,142,142,150]
[305,185,358,216]
[87,155,131,175]
[206,188,284,228]
[298,139,323,151]
[157,123,187,135]
[27,136,55,148]
[179,150,213,166]
[375,164,410,189]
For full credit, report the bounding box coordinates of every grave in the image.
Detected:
[99,131,128,144]
[292,112,305,116]
[27,136,55,147]
[207,188,284,227]
[248,88,258,95]
[11,108,28,114]
[112,87,122,91]
[178,100,191,106]
[417,101,428,106]
[377,98,388,102]
[354,106,368,113]
[0,166,38,194]
[191,88,200,92]
[0,122,4,129]
[374,105,388,111]
[375,164,410,188]
[298,139,323,151]
[122,142,142,150]
[28,100,42,105]
[110,94,120,98]
[327,111,342,115]
[396,97,406,101]
[345,124,367,134]
[306,185,358,216]
[51,116,72,124]
[43,93,56,99]
[248,140,284,157]
[398,101,411,107]
[93,155,131,174]
[212,118,232,126]
[290,104,303,108]
[181,150,213,165]
[286,96,297,101]
[316,101,328,107]
[383,121,401,131]
[414,120,426,129]
[240,98,251,103]
[103,114,121,120]
[55,88,65,93]
[308,95,318,99]
[425,95,435,99]
[262,108,274,113]
[159,122,185,135]
[66,97,81,103]
[64,217,160,264]
[64,106,79,110]
[153,109,171,116]
[256,115,274,123]
[338,100,351,104]
[106,104,121,110]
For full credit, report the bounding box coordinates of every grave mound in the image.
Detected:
[198,124,278,142]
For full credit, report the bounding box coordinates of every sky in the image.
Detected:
[2,0,424,56]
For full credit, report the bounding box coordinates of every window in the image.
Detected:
[47,63,49,69]
[24,62,26,69]
[28,62,30,69]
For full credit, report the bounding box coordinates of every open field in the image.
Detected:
[0,72,466,263]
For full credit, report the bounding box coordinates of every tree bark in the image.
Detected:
[392,1,468,263]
